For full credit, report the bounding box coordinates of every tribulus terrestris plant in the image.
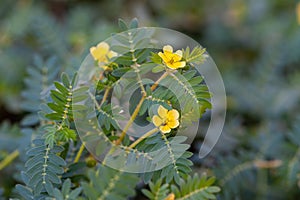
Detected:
[10,18,221,200]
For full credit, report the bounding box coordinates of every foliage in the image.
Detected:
[16,139,66,198]
[211,119,300,199]
[0,17,220,200]
[1,0,300,199]
[142,179,170,200]
[43,72,87,148]
[82,165,139,200]
[140,136,193,184]
[171,174,220,200]
[51,179,82,200]
[142,174,220,200]
[21,55,60,126]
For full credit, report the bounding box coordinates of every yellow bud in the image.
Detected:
[86,156,97,167]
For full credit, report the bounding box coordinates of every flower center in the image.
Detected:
[161,118,169,126]
[169,58,175,64]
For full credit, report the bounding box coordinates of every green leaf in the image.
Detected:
[151,52,162,64]
[51,90,67,104]
[45,113,62,120]
[152,65,165,73]
[47,102,64,113]
[112,67,132,77]
[54,82,69,95]
[141,135,192,184]
[21,113,39,126]
[61,73,71,88]
[82,165,139,200]
[142,179,169,200]
[15,184,34,200]
[69,188,82,199]
[172,174,221,200]
[21,56,59,126]
[183,46,207,64]
[71,72,78,87]
[129,18,139,29]
[20,140,66,197]
[118,18,128,31]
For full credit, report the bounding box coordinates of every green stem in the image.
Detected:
[150,71,169,91]
[0,150,20,171]
[73,143,85,163]
[100,87,111,105]
[115,93,146,145]
[115,71,170,145]
[128,128,158,149]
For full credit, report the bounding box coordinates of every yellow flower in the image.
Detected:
[152,105,179,133]
[164,193,175,200]
[158,45,186,69]
[90,42,117,63]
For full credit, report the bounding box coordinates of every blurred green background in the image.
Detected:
[1,0,300,199]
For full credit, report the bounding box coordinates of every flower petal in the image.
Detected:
[90,42,111,62]
[166,63,179,69]
[172,61,186,69]
[165,50,175,58]
[97,42,109,53]
[174,50,182,58]
[90,47,98,60]
[172,53,182,62]
[160,125,171,133]
[167,120,179,129]
[158,52,170,63]
[158,105,168,119]
[163,45,173,53]
[167,109,179,120]
[107,50,117,59]
[152,115,163,127]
